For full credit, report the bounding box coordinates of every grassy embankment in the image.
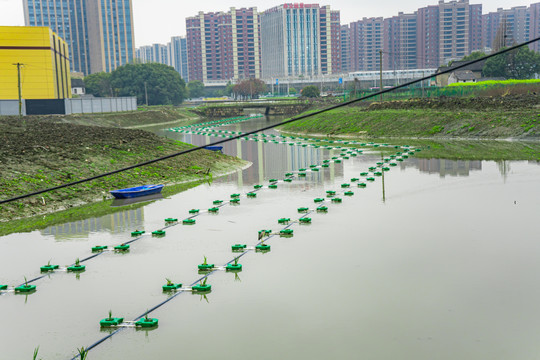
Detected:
[0,107,247,229]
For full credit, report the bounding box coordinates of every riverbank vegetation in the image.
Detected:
[280,94,540,139]
[0,116,246,222]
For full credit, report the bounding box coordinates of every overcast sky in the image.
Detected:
[0,0,537,46]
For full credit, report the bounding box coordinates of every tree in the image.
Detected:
[301,85,320,98]
[109,63,187,105]
[233,79,267,99]
[483,47,540,79]
[187,80,205,99]
[84,72,112,97]
[289,87,297,95]
[462,51,487,62]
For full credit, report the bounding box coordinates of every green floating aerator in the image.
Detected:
[100,311,123,327]
[247,192,257,198]
[278,218,290,224]
[91,246,108,253]
[208,207,219,213]
[165,218,178,223]
[299,217,312,224]
[232,244,247,251]
[280,229,294,236]
[183,219,196,225]
[114,244,130,251]
[131,230,145,237]
[152,230,166,236]
[40,263,60,272]
[189,209,200,214]
[297,207,309,213]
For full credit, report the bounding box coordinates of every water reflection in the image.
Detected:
[403,158,482,178]
[41,208,144,240]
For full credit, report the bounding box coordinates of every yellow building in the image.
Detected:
[0,26,71,100]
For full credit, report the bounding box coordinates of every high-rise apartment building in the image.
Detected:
[168,37,189,82]
[417,5,440,68]
[349,17,384,72]
[529,3,540,52]
[186,7,261,82]
[438,0,470,64]
[23,0,135,75]
[483,6,530,51]
[340,25,350,73]
[469,4,483,52]
[384,12,418,70]
[320,6,341,75]
[260,3,341,78]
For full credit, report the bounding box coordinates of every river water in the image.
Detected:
[1,115,540,359]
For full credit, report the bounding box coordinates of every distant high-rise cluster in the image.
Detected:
[136,37,189,82]
[23,0,135,75]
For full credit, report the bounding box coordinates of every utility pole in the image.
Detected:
[144,81,148,106]
[13,63,24,118]
[379,50,383,101]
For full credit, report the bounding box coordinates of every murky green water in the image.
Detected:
[1,116,540,359]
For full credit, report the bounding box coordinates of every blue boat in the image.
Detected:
[204,146,223,153]
[110,184,164,199]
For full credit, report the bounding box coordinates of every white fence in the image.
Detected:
[65,97,137,114]
[0,100,26,116]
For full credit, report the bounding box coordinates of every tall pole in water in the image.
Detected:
[13,63,24,118]
[379,50,383,101]
[144,81,148,106]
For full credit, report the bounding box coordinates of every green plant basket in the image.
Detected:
[351,178,359,182]
[152,230,166,236]
[278,218,290,224]
[323,160,330,163]
[226,263,243,271]
[254,185,263,189]
[335,160,342,163]
[40,264,60,272]
[0,285,7,291]
[285,173,293,177]
[255,244,271,251]
[390,163,397,167]
[269,179,278,183]
[230,193,240,198]
[198,264,215,271]
[297,207,309,213]
[341,184,350,188]
[367,177,376,181]
[189,209,200,214]
[397,158,404,162]
[331,198,343,203]
[213,200,224,205]
[92,246,108,252]
[298,173,307,177]
[280,229,294,236]
[67,265,86,272]
[135,318,159,328]
[299,168,307,171]
[299,218,312,224]
[247,192,257,198]
[208,207,220,213]
[162,283,182,291]
[230,199,240,204]
[360,172,369,176]
[269,184,278,189]
[284,178,293,182]
[165,218,178,223]
[114,244,130,251]
[131,230,145,237]
[314,198,324,203]
[358,183,367,188]
[192,284,212,292]
[344,191,354,196]
[183,219,196,225]
[322,164,329,168]
[232,244,247,251]
[100,317,124,327]
[312,168,319,172]
[15,284,36,293]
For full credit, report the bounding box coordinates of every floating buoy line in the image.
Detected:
[1,114,421,359]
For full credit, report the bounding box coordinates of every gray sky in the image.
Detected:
[0,0,537,47]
